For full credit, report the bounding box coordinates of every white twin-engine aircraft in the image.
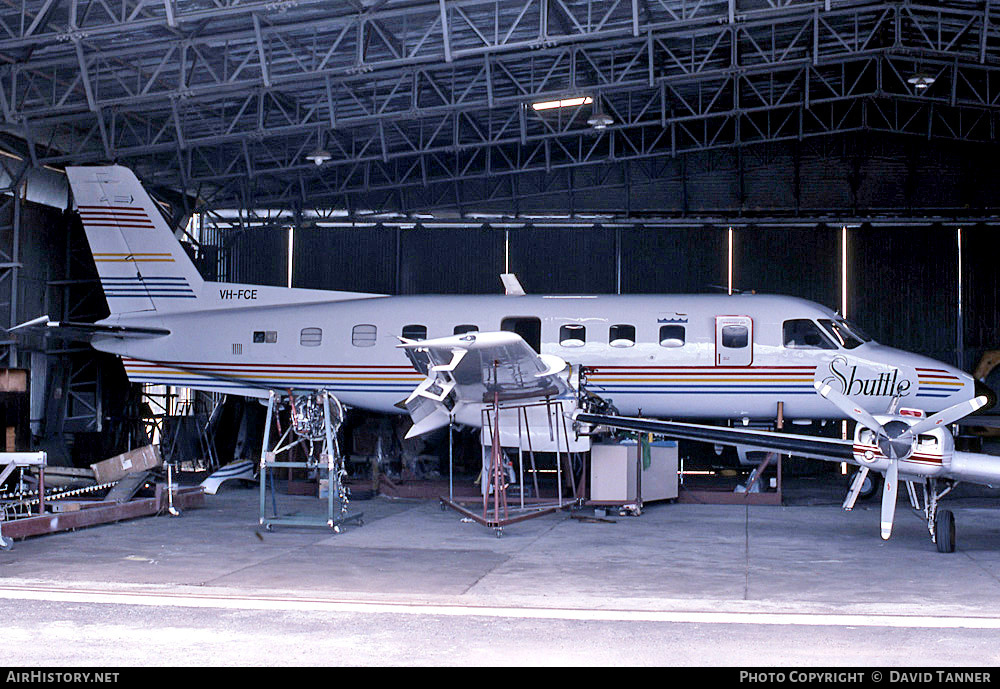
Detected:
[18,165,1000,551]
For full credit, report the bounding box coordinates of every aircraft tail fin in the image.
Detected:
[65,165,205,315]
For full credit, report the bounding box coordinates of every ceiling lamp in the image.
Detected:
[587,98,613,130]
[907,71,935,90]
[306,149,332,166]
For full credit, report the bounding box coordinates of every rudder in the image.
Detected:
[65,165,204,315]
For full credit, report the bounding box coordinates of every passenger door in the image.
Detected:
[715,316,753,366]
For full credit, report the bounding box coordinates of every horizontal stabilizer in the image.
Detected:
[8,315,169,341]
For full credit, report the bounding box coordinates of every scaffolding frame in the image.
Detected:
[440,395,582,538]
[258,390,363,533]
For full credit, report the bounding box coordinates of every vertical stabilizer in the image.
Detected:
[65,165,204,315]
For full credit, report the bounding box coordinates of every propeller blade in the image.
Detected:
[880,461,898,541]
[813,380,887,434]
[903,395,990,438]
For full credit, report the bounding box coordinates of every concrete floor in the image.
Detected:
[2,476,1000,666]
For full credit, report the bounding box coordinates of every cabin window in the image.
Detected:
[501,317,541,353]
[783,319,836,349]
[253,330,277,344]
[402,324,427,341]
[559,324,586,347]
[609,324,636,348]
[454,324,478,335]
[300,327,322,347]
[352,324,377,347]
[721,325,748,349]
[659,325,685,348]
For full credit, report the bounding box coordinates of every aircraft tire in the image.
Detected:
[851,470,880,501]
[935,510,956,553]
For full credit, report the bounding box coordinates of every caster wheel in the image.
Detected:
[265,524,273,532]
[935,510,956,553]
[0,536,12,551]
[440,501,447,511]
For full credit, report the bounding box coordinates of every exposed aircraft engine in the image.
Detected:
[290,392,343,443]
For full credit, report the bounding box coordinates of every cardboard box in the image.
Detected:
[90,445,162,484]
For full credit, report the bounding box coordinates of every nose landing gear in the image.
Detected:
[923,479,957,553]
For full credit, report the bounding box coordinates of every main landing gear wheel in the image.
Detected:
[935,509,956,553]
[850,469,880,501]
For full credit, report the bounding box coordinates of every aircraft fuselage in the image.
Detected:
[92,290,975,425]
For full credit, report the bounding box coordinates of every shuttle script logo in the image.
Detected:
[820,355,913,398]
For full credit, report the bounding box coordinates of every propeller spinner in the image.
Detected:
[813,381,989,540]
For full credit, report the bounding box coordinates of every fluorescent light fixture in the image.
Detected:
[841,225,848,318]
[727,227,734,295]
[287,226,294,288]
[532,96,593,111]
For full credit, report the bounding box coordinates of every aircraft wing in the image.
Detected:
[398,331,574,438]
[574,411,855,464]
[8,315,169,340]
[960,414,1000,429]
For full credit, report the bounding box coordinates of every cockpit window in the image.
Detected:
[845,319,872,342]
[783,319,836,349]
[818,319,867,349]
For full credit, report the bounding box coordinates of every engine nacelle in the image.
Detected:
[852,416,953,479]
[947,451,1000,486]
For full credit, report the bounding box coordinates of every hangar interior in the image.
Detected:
[0,0,999,538]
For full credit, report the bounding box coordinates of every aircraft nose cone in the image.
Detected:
[974,379,998,412]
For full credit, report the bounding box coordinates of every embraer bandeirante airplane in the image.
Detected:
[15,165,1000,551]
[30,167,988,421]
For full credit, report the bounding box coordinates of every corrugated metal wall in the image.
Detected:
[226,222,997,367]
[736,227,840,309]
[293,227,396,294]
[620,227,726,294]
[508,226,617,294]
[961,226,1000,370]
[229,228,288,288]
[399,228,504,294]
[849,227,959,366]
[377,136,999,216]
